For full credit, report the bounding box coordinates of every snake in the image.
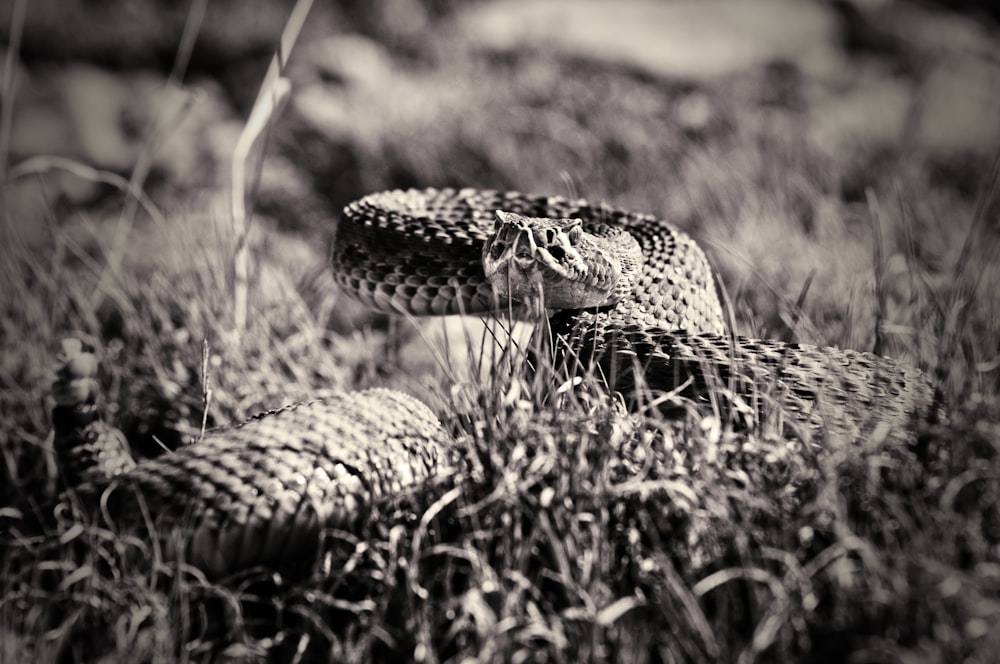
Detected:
[49,187,938,577]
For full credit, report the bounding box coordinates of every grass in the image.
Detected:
[3,2,1000,662]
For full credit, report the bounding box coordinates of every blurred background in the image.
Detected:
[2,0,999,378]
[3,5,999,660]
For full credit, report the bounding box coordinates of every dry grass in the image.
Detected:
[3,2,1000,663]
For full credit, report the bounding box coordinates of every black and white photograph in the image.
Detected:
[1,0,998,661]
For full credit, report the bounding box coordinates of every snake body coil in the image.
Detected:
[52,340,454,577]
[51,188,938,576]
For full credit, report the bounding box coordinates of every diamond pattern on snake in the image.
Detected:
[50,187,939,577]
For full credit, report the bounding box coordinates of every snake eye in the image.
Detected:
[567,224,582,243]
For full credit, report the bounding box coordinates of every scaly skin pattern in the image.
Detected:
[334,187,723,333]
[338,188,935,443]
[556,322,938,446]
[50,188,939,575]
[51,340,455,577]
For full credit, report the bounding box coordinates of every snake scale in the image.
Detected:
[50,188,937,577]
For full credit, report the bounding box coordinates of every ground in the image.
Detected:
[1,1,999,662]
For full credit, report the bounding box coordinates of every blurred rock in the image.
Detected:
[8,99,75,159]
[132,75,242,191]
[291,34,396,92]
[279,33,487,212]
[4,0,336,71]
[455,0,844,80]
[342,0,433,46]
[914,56,1000,155]
[6,63,240,218]
[808,75,914,156]
[3,172,102,243]
[883,1,999,59]
[675,92,716,133]
[59,65,138,171]
[808,52,1000,159]
[254,153,337,235]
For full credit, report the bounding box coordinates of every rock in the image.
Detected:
[8,102,76,162]
[291,34,395,90]
[455,0,843,80]
[808,51,1000,159]
[914,56,1000,155]
[131,75,240,191]
[6,0,327,69]
[58,65,138,171]
[808,75,914,156]
[8,64,239,202]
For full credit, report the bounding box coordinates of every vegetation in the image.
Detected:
[2,1,999,662]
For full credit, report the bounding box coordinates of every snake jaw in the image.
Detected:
[483,210,622,309]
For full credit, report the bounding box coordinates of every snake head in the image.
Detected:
[482,210,623,309]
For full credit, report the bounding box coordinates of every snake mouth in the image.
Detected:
[482,209,622,309]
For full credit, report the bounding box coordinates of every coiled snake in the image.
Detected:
[51,188,937,577]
